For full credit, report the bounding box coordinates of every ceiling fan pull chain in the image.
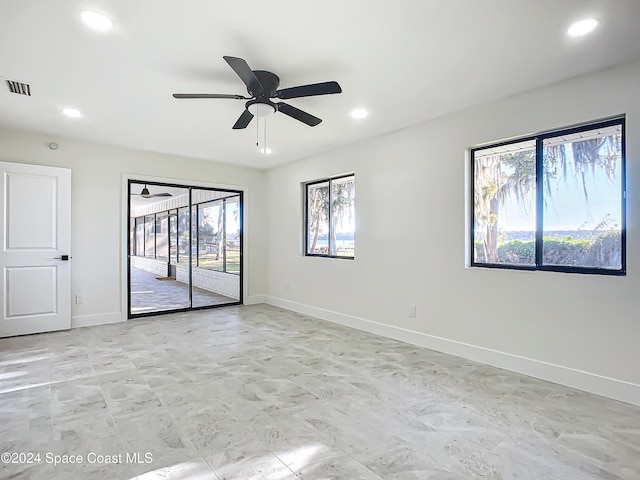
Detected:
[256,115,259,147]
[264,115,267,153]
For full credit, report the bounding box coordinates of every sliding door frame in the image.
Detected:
[123,175,244,320]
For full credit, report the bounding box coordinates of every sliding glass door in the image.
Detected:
[191,189,241,308]
[127,181,242,318]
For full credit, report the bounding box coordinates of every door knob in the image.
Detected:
[54,255,71,261]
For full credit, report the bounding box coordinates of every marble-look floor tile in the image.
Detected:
[103,384,164,418]
[200,424,268,473]
[491,433,625,480]
[51,379,108,420]
[174,404,235,451]
[51,411,124,456]
[89,355,138,375]
[276,443,385,480]
[6,462,137,480]
[98,369,164,417]
[136,363,194,388]
[112,409,198,476]
[208,450,298,480]
[357,444,469,480]
[137,457,219,479]
[1,304,639,480]
[0,431,54,479]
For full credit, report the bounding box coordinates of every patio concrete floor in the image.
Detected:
[130,267,237,314]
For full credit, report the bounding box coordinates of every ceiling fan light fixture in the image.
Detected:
[247,102,276,117]
[80,9,114,32]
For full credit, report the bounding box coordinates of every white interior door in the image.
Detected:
[0,162,71,337]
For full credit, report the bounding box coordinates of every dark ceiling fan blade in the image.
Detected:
[223,56,264,96]
[276,103,322,127]
[173,93,248,99]
[276,81,342,100]
[135,185,173,198]
[141,193,172,198]
[232,109,254,129]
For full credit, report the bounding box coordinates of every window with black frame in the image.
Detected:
[471,117,625,275]
[130,197,241,274]
[305,174,355,258]
[196,195,240,274]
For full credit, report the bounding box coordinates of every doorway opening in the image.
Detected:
[127,180,242,318]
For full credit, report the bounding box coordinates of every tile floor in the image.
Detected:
[1,304,639,479]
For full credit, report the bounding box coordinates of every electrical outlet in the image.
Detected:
[408,305,416,317]
[76,294,84,305]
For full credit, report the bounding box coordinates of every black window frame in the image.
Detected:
[131,196,241,274]
[470,116,626,276]
[304,173,355,260]
[195,194,241,275]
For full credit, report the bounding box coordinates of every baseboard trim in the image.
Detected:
[244,295,266,305]
[265,296,640,407]
[71,312,123,329]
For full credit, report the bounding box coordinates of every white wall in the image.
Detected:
[1,61,638,405]
[0,131,267,325]
[265,60,640,405]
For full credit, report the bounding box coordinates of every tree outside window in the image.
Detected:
[472,118,625,274]
[306,174,355,258]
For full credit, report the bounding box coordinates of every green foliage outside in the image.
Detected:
[475,231,621,267]
[473,130,622,269]
[198,248,240,274]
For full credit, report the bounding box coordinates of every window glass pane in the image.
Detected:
[542,125,622,269]
[197,201,223,271]
[473,140,536,265]
[144,215,155,258]
[330,176,355,257]
[307,182,329,254]
[225,196,240,273]
[129,218,135,256]
[178,207,190,261]
[156,213,168,261]
[169,211,178,265]
[135,217,144,256]
[191,205,198,266]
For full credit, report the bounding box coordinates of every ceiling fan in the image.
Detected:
[132,185,172,199]
[173,56,342,129]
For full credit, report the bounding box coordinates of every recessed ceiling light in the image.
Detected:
[62,107,83,118]
[350,108,369,120]
[80,9,114,32]
[260,148,272,155]
[568,18,599,37]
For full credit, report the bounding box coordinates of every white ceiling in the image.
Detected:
[2,1,640,169]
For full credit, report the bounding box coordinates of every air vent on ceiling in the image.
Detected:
[6,80,31,96]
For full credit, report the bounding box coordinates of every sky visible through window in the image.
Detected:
[473,121,623,271]
[499,144,621,232]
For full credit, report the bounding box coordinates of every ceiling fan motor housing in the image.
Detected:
[246,70,281,116]
[250,70,280,97]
